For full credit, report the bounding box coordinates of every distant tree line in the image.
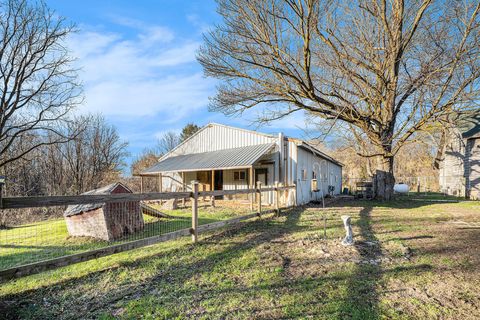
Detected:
[3,114,128,196]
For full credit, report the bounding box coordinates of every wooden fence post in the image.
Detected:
[202,184,207,208]
[250,187,254,211]
[191,181,199,243]
[257,181,262,216]
[210,193,215,208]
[275,181,280,216]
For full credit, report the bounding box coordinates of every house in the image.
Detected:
[139,123,343,205]
[64,182,144,241]
[439,114,480,199]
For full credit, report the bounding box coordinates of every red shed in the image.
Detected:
[64,183,144,241]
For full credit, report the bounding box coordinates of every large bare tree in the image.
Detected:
[0,0,81,170]
[198,0,480,199]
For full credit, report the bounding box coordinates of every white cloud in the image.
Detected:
[83,72,211,119]
[69,21,212,120]
[187,14,212,33]
[153,128,181,140]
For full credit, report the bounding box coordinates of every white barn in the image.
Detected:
[140,123,343,205]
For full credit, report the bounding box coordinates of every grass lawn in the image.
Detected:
[0,204,252,271]
[0,199,479,319]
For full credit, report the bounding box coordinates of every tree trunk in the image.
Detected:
[374,156,395,200]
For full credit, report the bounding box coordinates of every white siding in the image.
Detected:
[168,123,276,157]
[295,147,342,205]
[439,131,467,196]
[223,169,249,191]
[467,138,480,199]
[154,123,343,205]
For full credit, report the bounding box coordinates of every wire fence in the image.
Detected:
[0,183,295,280]
[0,204,193,271]
[343,175,469,195]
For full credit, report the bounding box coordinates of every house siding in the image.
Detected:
[168,123,277,157]
[466,138,480,199]
[147,123,343,205]
[439,124,480,199]
[295,147,342,205]
[439,132,467,196]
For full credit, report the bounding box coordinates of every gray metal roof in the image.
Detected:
[142,143,276,174]
[298,142,344,167]
[64,182,132,217]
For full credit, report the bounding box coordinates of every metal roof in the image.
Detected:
[297,142,344,167]
[64,182,133,217]
[142,143,276,174]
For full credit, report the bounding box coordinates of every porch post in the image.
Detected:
[181,172,186,207]
[158,174,162,192]
[249,166,254,211]
[157,174,163,204]
[211,170,215,207]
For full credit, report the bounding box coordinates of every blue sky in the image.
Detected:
[46,0,309,167]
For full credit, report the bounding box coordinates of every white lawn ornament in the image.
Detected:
[341,215,354,246]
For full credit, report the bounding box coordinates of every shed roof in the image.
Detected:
[142,143,276,175]
[297,142,344,167]
[64,182,132,217]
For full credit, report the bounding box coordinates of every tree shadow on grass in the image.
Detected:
[0,208,304,319]
[338,206,383,319]
[0,216,224,271]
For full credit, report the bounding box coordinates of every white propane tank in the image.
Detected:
[394,183,409,194]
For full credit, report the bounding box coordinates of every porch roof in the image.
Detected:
[141,143,276,175]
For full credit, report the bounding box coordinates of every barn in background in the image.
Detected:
[139,123,343,205]
[64,183,144,241]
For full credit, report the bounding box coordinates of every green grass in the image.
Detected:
[1,200,479,319]
[398,191,466,201]
[0,205,251,271]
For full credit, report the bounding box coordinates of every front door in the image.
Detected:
[255,168,268,186]
[214,170,223,199]
[255,168,270,204]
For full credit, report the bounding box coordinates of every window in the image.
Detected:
[233,170,246,181]
[301,169,307,180]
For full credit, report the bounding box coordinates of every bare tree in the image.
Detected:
[59,114,128,194]
[1,114,128,197]
[0,0,82,171]
[156,131,180,155]
[198,0,480,199]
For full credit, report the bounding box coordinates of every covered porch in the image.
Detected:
[138,143,280,205]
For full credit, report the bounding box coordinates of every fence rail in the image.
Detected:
[0,186,292,209]
[0,182,296,281]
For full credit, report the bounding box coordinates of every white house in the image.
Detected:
[140,123,343,205]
